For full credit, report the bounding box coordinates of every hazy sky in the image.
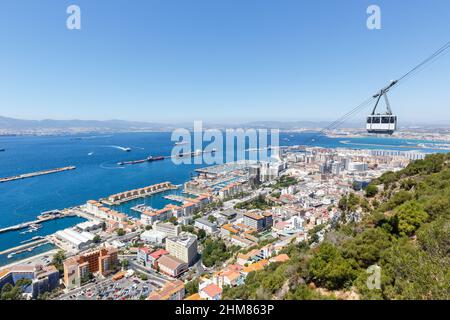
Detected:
[0,0,449,123]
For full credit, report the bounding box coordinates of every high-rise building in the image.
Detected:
[165,232,198,265]
[243,211,273,231]
[154,222,181,238]
[63,247,118,289]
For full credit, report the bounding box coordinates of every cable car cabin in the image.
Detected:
[366,115,397,135]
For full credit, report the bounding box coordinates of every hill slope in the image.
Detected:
[223,153,450,300]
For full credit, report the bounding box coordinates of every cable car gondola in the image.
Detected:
[366,80,398,135]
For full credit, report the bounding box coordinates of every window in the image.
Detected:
[382,117,390,123]
[367,117,372,124]
[390,116,396,123]
[372,117,381,124]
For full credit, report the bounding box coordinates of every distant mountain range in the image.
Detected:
[0,115,448,134]
[0,116,346,132]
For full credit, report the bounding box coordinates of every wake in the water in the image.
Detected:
[103,145,132,152]
[99,161,125,170]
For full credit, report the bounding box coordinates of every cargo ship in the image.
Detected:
[117,155,164,166]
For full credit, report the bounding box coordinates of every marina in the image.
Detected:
[0,210,71,234]
[0,165,76,183]
[0,238,49,256]
[101,182,179,205]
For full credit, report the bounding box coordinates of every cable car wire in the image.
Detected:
[304,40,450,144]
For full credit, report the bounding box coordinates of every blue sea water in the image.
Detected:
[0,131,447,265]
[0,132,447,229]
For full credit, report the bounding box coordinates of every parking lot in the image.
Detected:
[62,275,161,300]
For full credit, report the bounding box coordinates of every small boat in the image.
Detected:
[0,149,5,152]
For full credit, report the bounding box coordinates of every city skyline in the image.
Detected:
[1,0,449,123]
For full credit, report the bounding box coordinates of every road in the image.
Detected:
[128,259,169,286]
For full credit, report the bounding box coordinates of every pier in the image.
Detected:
[0,238,49,256]
[0,166,76,183]
[163,194,193,203]
[101,182,179,205]
[0,211,72,234]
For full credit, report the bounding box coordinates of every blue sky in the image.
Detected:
[0,0,449,123]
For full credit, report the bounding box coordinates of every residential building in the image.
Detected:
[243,211,273,231]
[63,247,118,289]
[165,232,198,265]
[140,229,167,244]
[147,279,185,300]
[194,218,217,234]
[199,283,223,300]
[0,265,59,299]
[154,222,181,238]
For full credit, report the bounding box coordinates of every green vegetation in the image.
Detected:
[52,250,66,274]
[202,239,239,268]
[168,216,178,225]
[121,259,129,269]
[364,184,378,198]
[185,279,200,296]
[93,235,101,243]
[223,153,450,300]
[0,279,32,300]
[235,195,272,210]
[272,175,298,189]
[139,273,148,281]
[116,228,126,236]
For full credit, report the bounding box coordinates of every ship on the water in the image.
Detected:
[117,155,165,166]
[19,223,42,234]
[0,149,5,152]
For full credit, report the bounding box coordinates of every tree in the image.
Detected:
[121,260,129,269]
[207,215,217,223]
[52,250,66,274]
[390,201,428,236]
[308,243,356,290]
[342,228,391,268]
[185,279,199,296]
[364,184,378,198]
[196,229,206,240]
[168,217,178,225]
[93,235,101,243]
[201,239,234,267]
[116,228,126,236]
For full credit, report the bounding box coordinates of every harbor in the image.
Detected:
[101,182,179,205]
[0,238,49,256]
[0,165,76,183]
[0,210,69,234]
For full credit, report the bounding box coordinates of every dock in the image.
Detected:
[0,211,71,234]
[101,182,179,205]
[0,166,76,183]
[0,238,49,256]
[163,194,193,204]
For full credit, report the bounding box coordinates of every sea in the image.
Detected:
[0,131,447,266]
